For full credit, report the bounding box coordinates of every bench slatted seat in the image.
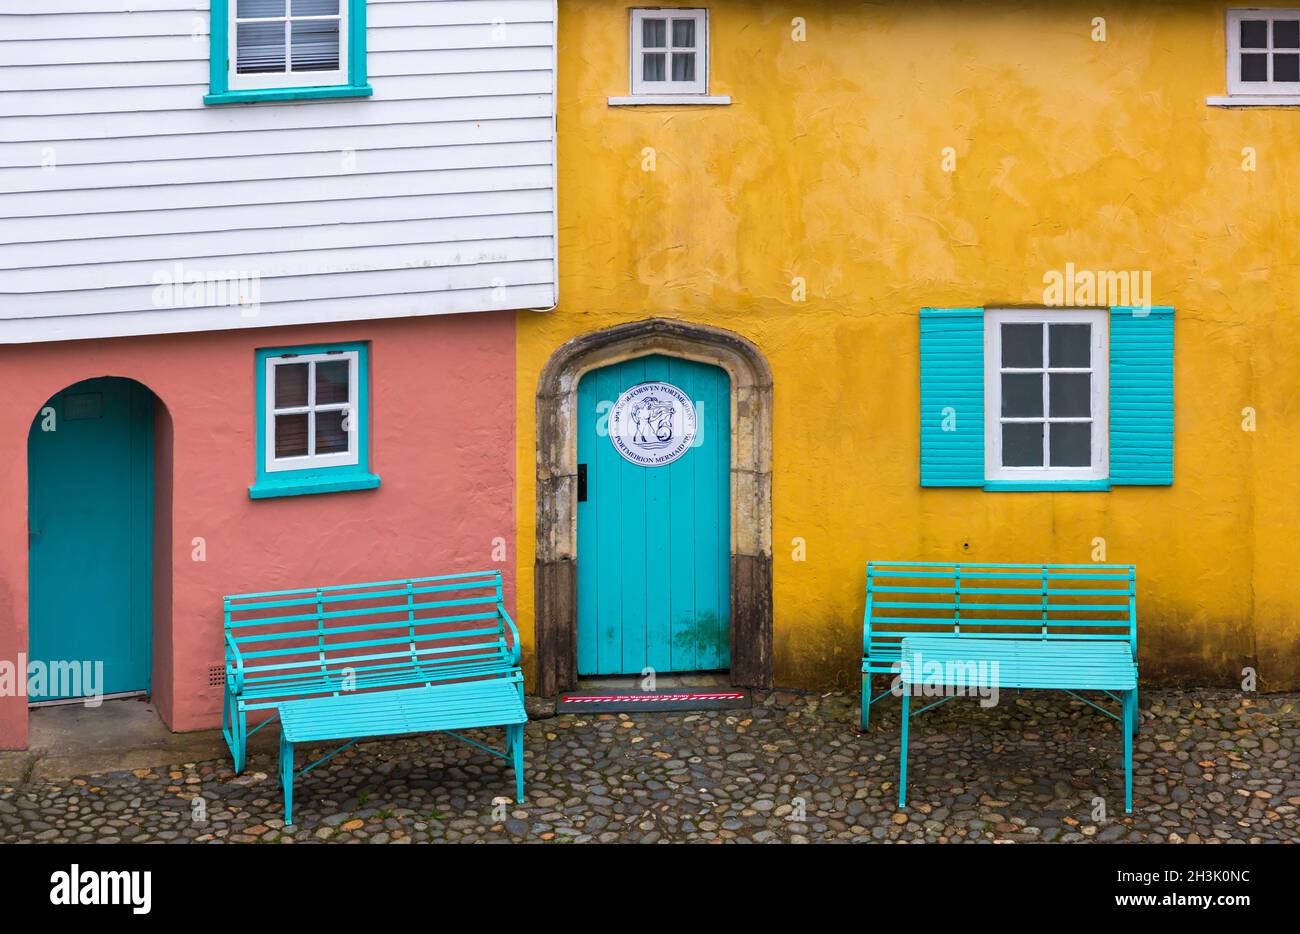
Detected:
[860,562,1139,812]
[223,570,525,813]
[278,675,526,824]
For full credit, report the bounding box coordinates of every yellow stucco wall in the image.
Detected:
[516,0,1300,691]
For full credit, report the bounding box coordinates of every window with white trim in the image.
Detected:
[629,8,709,96]
[984,310,1109,482]
[231,0,348,91]
[264,349,359,472]
[1226,8,1300,96]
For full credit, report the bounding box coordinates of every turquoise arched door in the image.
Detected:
[576,355,730,675]
[28,378,153,702]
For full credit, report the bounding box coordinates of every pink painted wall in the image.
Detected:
[0,312,516,748]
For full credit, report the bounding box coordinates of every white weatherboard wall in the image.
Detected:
[0,0,557,342]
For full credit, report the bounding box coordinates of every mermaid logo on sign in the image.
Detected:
[609,381,699,466]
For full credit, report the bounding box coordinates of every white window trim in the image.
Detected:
[622,8,721,101]
[984,309,1109,483]
[1210,8,1300,103]
[264,350,359,473]
[229,1,349,92]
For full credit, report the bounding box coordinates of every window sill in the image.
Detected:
[608,95,732,106]
[983,480,1111,492]
[248,472,381,500]
[205,84,374,106]
[1206,95,1300,107]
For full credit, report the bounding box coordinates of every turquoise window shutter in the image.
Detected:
[1109,306,1174,485]
[919,308,985,486]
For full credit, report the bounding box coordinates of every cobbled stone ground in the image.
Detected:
[1,688,1296,843]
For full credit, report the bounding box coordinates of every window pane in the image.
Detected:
[1048,323,1090,367]
[1241,53,1268,81]
[1049,423,1091,467]
[314,410,349,455]
[274,363,308,408]
[316,360,350,405]
[1274,53,1300,82]
[1002,423,1044,467]
[274,413,309,458]
[642,19,666,48]
[237,22,287,74]
[1001,373,1043,417]
[292,0,338,14]
[238,0,285,17]
[1049,373,1091,417]
[643,52,666,81]
[672,19,696,47]
[1241,19,1268,48]
[671,52,696,82]
[291,19,340,71]
[1275,20,1300,48]
[1001,323,1042,368]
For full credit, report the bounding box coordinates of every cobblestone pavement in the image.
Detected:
[1,689,1296,843]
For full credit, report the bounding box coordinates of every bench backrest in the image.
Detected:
[864,562,1136,657]
[224,570,520,703]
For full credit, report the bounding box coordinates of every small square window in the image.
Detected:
[985,310,1109,483]
[251,343,379,499]
[629,8,710,97]
[206,0,372,105]
[1225,10,1300,96]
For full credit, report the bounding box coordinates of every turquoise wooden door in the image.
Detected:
[577,355,730,675]
[28,378,153,701]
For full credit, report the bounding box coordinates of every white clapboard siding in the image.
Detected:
[0,116,554,168]
[0,213,555,269]
[0,0,557,342]
[0,188,555,243]
[3,258,557,317]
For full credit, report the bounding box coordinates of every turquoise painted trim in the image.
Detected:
[207,0,370,105]
[251,341,378,501]
[204,85,373,106]
[249,473,381,499]
[919,307,984,487]
[983,480,1111,492]
[1110,306,1175,486]
[209,0,228,97]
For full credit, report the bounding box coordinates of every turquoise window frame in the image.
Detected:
[249,341,381,499]
[205,0,372,106]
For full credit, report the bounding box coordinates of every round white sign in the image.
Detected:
[608,381,699,467]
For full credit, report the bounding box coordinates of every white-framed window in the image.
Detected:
[984,309,1109,482]
[1226,8,1300,96]
[230,0,348,92]
[629,8,709,96]
[264,349,359,473]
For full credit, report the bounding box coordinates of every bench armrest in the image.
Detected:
[498,605,522,667]
[225,631,246,695]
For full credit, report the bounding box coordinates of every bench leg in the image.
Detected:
[280,732,295,826]
[861,672,871,730]
[509,724,525,804]
[1123,689,1135,813]
[223,691,247,774]
[898,690,910,808]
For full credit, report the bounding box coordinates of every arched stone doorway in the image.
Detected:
[534,318,773,695]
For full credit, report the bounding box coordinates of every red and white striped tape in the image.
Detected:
[561,692,745,703]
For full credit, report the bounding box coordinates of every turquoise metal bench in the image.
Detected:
[223,570,523,776]
[278,677,526,824]
[860,562,1139,811]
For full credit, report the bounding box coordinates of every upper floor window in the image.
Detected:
[206,0,373,105]
[1226,8,1300,96]
[609,7,728,104]
[631,8,708,95]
